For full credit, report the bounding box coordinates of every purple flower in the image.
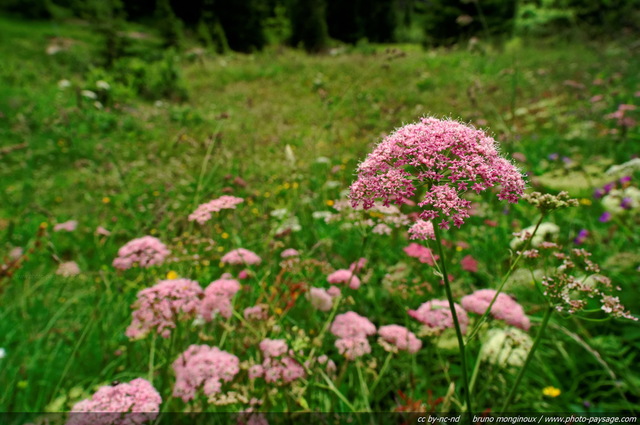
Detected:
[548,153,559,161]
[603,183,615,194]
[620,197,633,210]
[599,212,612,222]
[620,176,632,185]
[593,188,605,199]
[573,229,589,245]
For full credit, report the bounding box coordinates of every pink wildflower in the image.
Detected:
[56,261,80,277]
[331,312,376,339]
[403,243,439,266]
[53,220,77,232]
[221,248,262,266]
[257,339,305,383]
[248,365,264,379]
[95,226,111,236]
[126,279,203,339]
[188,196,244,225]
[307,287,334,311]
[461,289,530,331]
[327,269,361,290]
[244,305,268,321]
[172,345,240,402]
[259,339,288,358]
[281,248,299,258]
[112,236,170,270]
[408,219,435,240]
[327,286,341,298]
[378,325,422,354]
[349,258,368,273]
[460,255,479,272]
[335,337,372,360]
[68,378,161,425]
[350,117,525,229]
[200,278,241,321]
[408,299,469,334]
[331,311,376,360]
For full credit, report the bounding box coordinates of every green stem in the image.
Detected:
[370,351,393,394]
[466,214,545,344]
[148,332,157,385]
[501,305,554,412]
[433,225,473,418]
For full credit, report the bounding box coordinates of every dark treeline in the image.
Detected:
[1,0,639,53]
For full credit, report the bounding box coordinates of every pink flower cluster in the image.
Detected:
[281,248,300,258]
[221,248,262,266]
[307,287,338,311]
[113,236,170,270]
[54,220,78,232]
[404,243,439,266]
[378,325,422,354]
[408,219,435,240]
[350,117,525,229]
[409,299,469,334]
[327,269,361,290]
[126,279,203,339]
[200,277,241,321]
[68,378,161,425]
[188,196,244,225]
[331,311,377,360]
[249,339,305,384]
[461,289,530,331]
[244,304,268,321]
[172,345,240,402]
[604,104,636,128]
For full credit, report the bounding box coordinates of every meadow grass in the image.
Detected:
[1,17,639,415]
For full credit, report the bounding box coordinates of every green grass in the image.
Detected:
[1,16,639,416]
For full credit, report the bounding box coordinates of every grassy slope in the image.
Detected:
[0,17,639,413]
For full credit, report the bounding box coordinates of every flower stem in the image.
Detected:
[501,305,554,412]
[465,214,545,344]
[433,225,473,418]
[370,351,393,394]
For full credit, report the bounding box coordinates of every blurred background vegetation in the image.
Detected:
[2,0,639,53]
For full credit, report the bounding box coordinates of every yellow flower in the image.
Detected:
[40,222,49,229]
[292,182,299,189]
[153,191,160,197]
[326,200,335,207]
[166,271,179,280]
[221,232,229,239]
[102,197,111,204]
[283,182,291,189]
[216,246,224,252]
[275,307,283,315]
[580,198,592,206]
[542,386,561,397]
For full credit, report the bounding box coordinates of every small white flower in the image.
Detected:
[57,79,71,89]
[315,156,331,164]
[324,181,341,189]
[96,80,110,90]
[81,90,97,100]
[93,101,103,110]
[312,211,332,220]
[270,208,289,219]
[192,315,206,327]
[0,348,6,359]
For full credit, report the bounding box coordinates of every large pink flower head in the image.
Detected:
[113,236,170,270]
[200,278,241,321]
[409,299,469,334]
[189,196,244,225]
[68,378,161,425]
[172,345,240,402]
[252,339,306,384]
[221,248,262,266]
[461,289,530,331]
[126,279,203,339]
[331,311,377,360]
[350,117,525,229]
